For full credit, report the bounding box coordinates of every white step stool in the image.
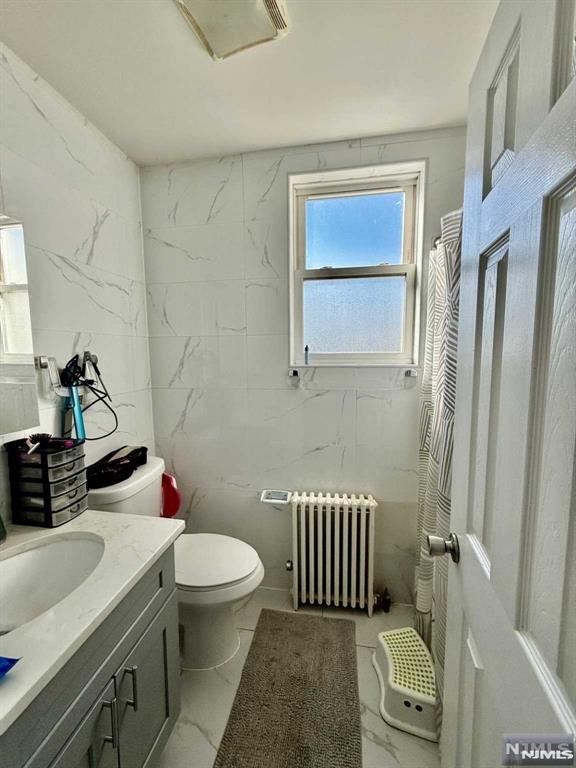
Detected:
[372,626,439,742]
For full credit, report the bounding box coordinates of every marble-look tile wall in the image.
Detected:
[141,127,466,600]
[0,43,153,523]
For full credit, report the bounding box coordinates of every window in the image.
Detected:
[0,222,34,364]
[289,162,423,366]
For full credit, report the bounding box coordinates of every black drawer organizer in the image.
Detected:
[7,439,88,527]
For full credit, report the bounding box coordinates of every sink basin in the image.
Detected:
[0,533,105,634]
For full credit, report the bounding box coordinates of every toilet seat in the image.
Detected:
[174,533,261,591]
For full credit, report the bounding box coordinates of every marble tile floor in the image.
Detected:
[157,587,439,768]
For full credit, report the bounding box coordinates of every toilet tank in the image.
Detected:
[88,456,165,516]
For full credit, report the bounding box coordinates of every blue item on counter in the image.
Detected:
[0,656,20,679]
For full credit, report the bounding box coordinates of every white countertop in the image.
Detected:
[0,509,184,736]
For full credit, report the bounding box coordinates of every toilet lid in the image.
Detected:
[174,533,260,588]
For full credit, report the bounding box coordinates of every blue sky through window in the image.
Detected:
[305,191,404,269]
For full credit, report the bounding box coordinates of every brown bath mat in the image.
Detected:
[214,609,362,768]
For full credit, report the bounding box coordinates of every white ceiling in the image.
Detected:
[0,0,498,166]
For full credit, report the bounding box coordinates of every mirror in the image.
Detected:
[0,215,39,435]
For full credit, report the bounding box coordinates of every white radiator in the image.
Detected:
[291,492,378,616]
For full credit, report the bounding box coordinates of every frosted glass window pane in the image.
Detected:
[305,191,404,269]
[0,290,33,353]
[303,277,405,354]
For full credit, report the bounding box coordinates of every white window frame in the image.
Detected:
[289,161,425,367]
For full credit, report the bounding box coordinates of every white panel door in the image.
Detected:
[441,1,576,766]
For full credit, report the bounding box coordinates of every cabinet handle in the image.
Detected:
[102,697,119,749]
[124,665,139,712]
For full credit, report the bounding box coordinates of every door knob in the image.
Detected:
[427,533,460,563]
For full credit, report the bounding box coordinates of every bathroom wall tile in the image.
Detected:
[245,388,356,451]
[129,279,149,338]
[242,143,362,225]
[130,335,152,391]
[0,44,103,207]
[246,334,292,389]
[146,280,246,337]
[152,388,247,441]
[140,155,243,229]
[150,335,246,389]
[372,502,418,557]
[150,337,204,389]
[245,278,288,335]
[354,444,418,502]
[2,146,111,262]
[245,357,411,393]
[26,245,135,337]
[121,219,146,282]
[246,439,357,496]
[108,151,142,224]
[31,329,135,406]
[146,283,203,337]
[244,218,288,280]
[298,366,359,391]
[156,436,252,498]
[200,280,247,335]
[372,502,418,603]
[144,222,245,284]
[0,43,142,225]
[143,128,466,600]
[0,144,143,283]
[376,549,417,607]
[354,366,415,392]
[356,389,419,467]
[156,440,216,501]
[0,42,153,516]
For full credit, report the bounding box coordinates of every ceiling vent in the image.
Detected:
[174,0,290,61]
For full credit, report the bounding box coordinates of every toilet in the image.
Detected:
[87,456,264,670]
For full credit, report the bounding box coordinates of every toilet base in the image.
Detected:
[179,602,241,670]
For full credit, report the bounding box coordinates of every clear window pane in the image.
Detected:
[303,277,405,354]
[0,225,28,284]
[305,191,405,269]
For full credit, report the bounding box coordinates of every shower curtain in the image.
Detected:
[415,208,463,698]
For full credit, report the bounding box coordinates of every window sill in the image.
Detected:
[289,362,419,370]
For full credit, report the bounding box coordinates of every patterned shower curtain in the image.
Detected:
[415,208,463,698]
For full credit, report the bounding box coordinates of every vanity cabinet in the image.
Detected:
[115,599,178,768]
[1,547,180,768]
[49,680,118,768]
[50,596,178,768]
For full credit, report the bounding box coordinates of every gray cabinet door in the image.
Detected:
[115,594,180,768]
[49,680,120,768]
